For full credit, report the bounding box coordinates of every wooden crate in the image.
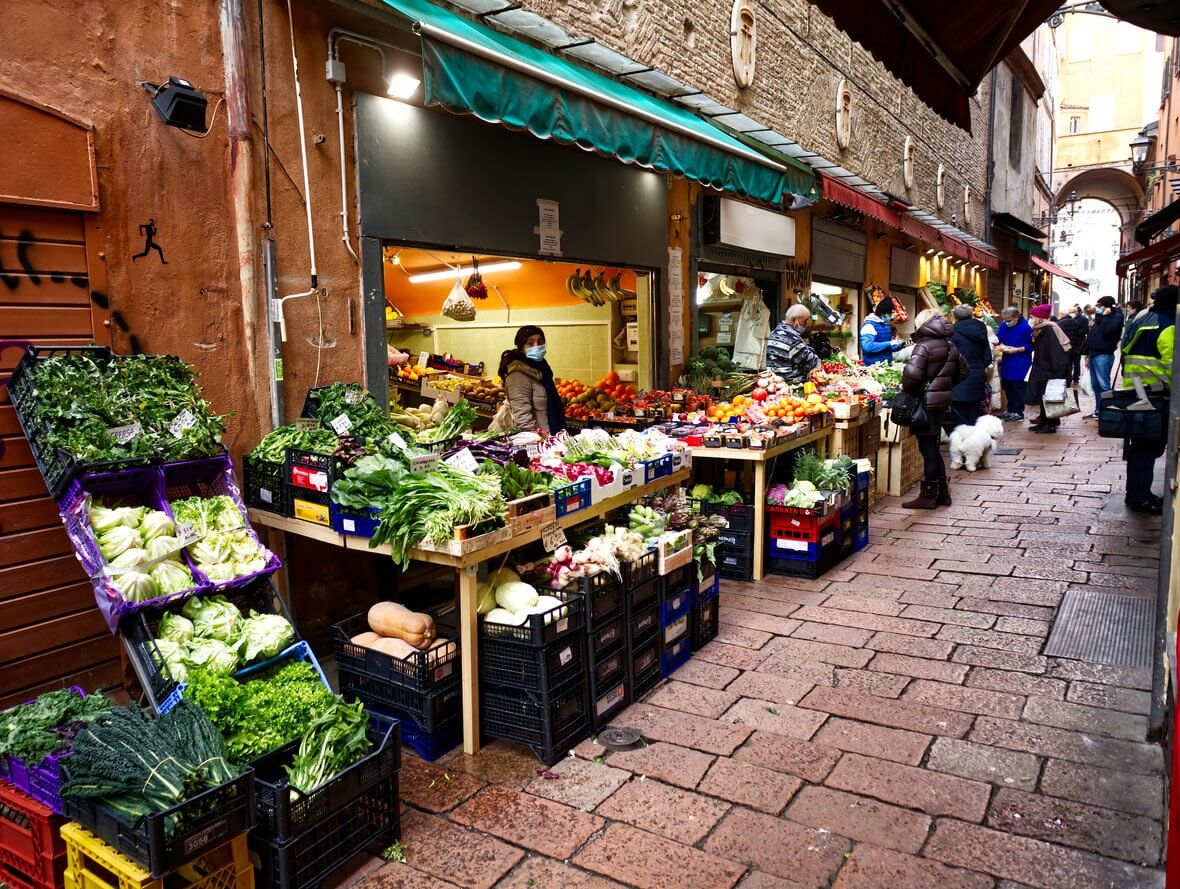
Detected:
[876,436,923,497]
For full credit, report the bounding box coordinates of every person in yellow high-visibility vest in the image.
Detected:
[1120,285,1176,515]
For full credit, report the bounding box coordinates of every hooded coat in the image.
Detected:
[950,316,993,404]
[1024,321,1072,406]
[902,315,970,411]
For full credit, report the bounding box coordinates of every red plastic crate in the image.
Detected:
[768,507,840,543]
[0,780,67,888]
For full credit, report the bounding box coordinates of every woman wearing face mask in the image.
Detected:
[995,306,1034,421]
[498,325,567,434]
[1024,304,1072,434]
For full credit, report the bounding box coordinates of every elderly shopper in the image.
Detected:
[765,303,821,384]
[949,304,993,428]
[900,309,968,510]
[1024,304,1072,434]
[996,306,1034,421]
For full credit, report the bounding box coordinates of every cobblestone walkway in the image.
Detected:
[350,418,1167,888]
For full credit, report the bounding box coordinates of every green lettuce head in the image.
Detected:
[109,547,149,570]
[150,561,194,595]
[157,612,195,643]
[182,595,242,643]
[183,638,238,675]
[98,525,141,561]
[237,612,294,663]
[111,570,158,603]
[146,536,183,562]
[138,511,175,543]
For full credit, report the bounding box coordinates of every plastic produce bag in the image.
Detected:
[441,276,476,321]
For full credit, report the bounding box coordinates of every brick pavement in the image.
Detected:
[347,419,1166,888]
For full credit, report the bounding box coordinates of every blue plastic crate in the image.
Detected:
[330,503,380,537]
[855,470,871,493]
[637,453,673,485]
[660,635,690,677]
[660,584,692,625]
[553,478,592,518]
[769,525,840,562]
[158,639,330,713]
[854,525,869,551]
[366,705,460,763]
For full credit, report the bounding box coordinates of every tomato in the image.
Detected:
[751,389,768,402]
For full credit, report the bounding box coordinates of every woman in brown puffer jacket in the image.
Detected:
[900,310,969,510]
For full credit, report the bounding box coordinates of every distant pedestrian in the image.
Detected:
[900,310,968,510]
[1056,304,1088,386]
[1085,296,1124,417]
[949,304,992,428]
[1120,285,1176,515]
[1025,304,1072,435]
[996,306,1033,420]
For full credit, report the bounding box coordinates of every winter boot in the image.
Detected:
[936,480,952,506]
[902,481,940,510]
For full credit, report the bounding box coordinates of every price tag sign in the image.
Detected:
[330,413,353,435]
[168,410,197,438]
[107,423,141,444]
[445,447,479,473]
[344,389,365,405]
[410,453,440,473]
[417,351,431,370]
[541,521,567,551]
[524,442,540,459]
[387,431,408,450]
[295,417,318,430]
[176,521,200,547]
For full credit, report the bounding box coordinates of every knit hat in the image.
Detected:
[1151,285,1178,313]
[1029,304,1052,319]
[1096,296,1117,308]
[875,296,895,316]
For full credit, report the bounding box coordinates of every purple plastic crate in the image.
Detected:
[57,467,212,632]
[0,685,88,813]
[162,454,281,594]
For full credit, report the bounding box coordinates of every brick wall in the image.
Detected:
[526,0,990,239]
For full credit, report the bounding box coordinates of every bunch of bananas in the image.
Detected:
[566,269,636,307]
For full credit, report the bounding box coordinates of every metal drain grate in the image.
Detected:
[1044,591,1155,668]
[993,448,1023,456]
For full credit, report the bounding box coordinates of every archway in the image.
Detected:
[1053,167,1146,253]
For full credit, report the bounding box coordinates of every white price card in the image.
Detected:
[541,521,567,551]
[344,388,365,404]
[168,410,196,438]
[295,417,318,430]
[524,442,540,459]
[176,521,200,547]
[445,447,479,473]
[330,413,353,435]
[410,453,440,473]
[387,431,408,450]
[417,351,431,370]
[107,423,141,444]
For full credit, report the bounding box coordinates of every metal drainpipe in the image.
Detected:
[982,69,998,279]
[219,0,266,428]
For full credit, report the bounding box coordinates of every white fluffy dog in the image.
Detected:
[949,414,1005,472]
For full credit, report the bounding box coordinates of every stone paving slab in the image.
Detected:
[354,420,1166,888]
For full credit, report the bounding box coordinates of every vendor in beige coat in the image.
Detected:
[498,325,567,434]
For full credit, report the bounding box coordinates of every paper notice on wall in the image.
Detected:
[668,247,686,364]
[535,199,563,256]
[670,342,684,365]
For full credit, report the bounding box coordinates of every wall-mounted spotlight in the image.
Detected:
[926,248,936,255]
[387,72,421,100]
[143,77,208,132]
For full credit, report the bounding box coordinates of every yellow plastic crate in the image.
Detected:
[61,823,253,889]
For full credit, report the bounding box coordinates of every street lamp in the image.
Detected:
[1131,134,1153,167]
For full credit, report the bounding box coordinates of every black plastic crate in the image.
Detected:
[702,501,754,533]
[121,576,290,712]
[718,546,753,582]
[286,486,332,526]
[662,610,690,649]
[661,561,692,592]
[479,631,584,693]
[588,611,626,660]
[621,548,658,590]
[480,674,589,765]
[587,644,629,731]
[716,529,751,552]
[251,772,399,889]
[628,576,660,613]
[284,448,340,497]
[62,771,256,878]
[243,454,287,515]
[251,722,400,843]
[630,635,661,698]
[479,587,583,646]
[559,571,623,627]
[628,600,660,648]
[339,670,460,733]
[691,592,720,651]
[334,613,459,693]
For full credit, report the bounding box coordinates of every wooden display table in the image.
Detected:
[249,467,690,758]
[689,426,833,582]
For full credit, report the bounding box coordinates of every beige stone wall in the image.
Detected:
[526,0,990,239]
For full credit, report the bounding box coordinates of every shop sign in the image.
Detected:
[730,0,756,89]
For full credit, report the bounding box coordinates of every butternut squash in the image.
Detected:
[370,636,419,660]
[368,601,435,650]
[350,631,381,648]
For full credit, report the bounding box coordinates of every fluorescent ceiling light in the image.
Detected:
[409,260,521,284]
[387,72,421,100]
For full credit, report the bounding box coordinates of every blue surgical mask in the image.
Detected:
[1005,319,1017,327]
[525,345,547,361]
[879,314,892,323]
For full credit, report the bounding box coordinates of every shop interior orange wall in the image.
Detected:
[384,254,636,316]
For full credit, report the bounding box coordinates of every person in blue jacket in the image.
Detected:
[860,296,903,366]
[995,305,1034,421]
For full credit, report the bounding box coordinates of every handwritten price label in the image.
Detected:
[410,453,440,473]
[445,447,479,473]
[344,389,365,405]
[330,413,353,435]
[168,409,197,438]
[107,423,141,444]
[295,417,319,430]
[176,521,200,547]
[541,522,567,551]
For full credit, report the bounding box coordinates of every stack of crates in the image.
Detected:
[708,502,755,582]
[659,562,693,676]
[691,560,720,650]
[478,588,590,765]
[853,469,871,550]
[0,780,67,889]
[766,499,843,580]
[61,823,252,889]
[626,549,662,700]
[334,612,462,762]
[578,571,630,732]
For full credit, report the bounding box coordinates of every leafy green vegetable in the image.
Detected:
[309,383,398,441]
[414,399,477,444]
[284,698,371,794]
[479,460,559,500]
[236,612,295,662]
[0,689,113,765]
[249,424,338,464]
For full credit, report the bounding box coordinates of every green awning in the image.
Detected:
[1017,235,1045,257]
[378,0,812,206]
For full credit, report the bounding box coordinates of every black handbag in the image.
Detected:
[1098,387,1169,439]
[889,349,950,428]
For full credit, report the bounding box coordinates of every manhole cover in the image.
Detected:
[1044,590,1155,668]
[597,727,644,750]
[994,447,1022,456]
